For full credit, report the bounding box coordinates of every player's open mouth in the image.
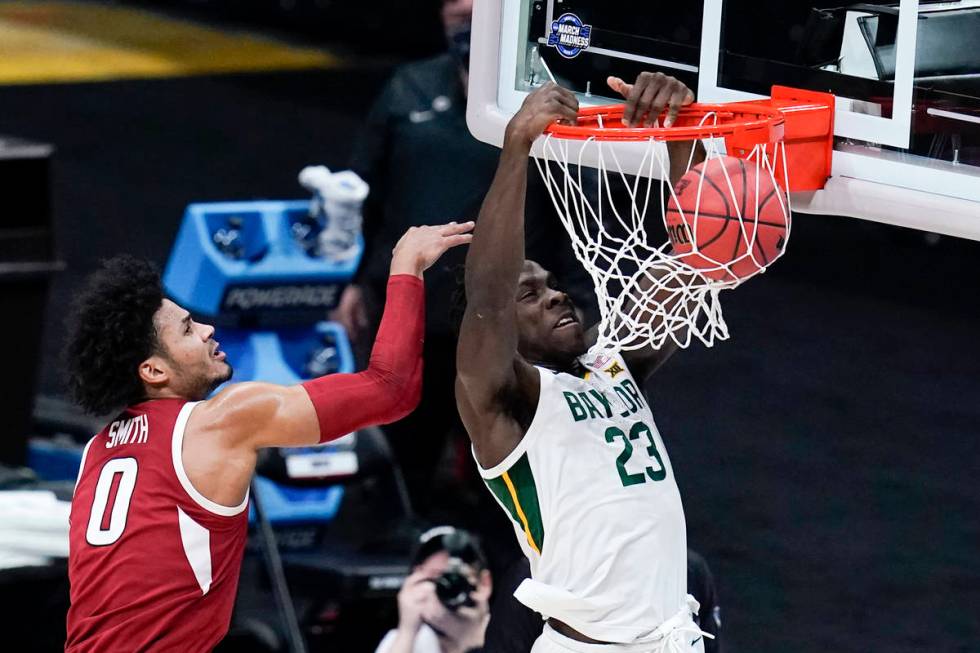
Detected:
[212,343,225,360]
[554,314,578,330]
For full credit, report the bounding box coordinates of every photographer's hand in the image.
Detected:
[389,570,439,653]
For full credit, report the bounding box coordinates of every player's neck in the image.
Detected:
[532,357,585,377]
[143,385,189,402]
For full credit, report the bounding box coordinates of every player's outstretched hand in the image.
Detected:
[608,72,694,128]
[390,221,475,277]
[505,82,579,147]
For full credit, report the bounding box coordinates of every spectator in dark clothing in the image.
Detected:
[484,551,724,653]
[338,0,596,525]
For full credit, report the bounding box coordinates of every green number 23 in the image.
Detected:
[604,421,667,487]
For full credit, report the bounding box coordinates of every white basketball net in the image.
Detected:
[533,125,790,352]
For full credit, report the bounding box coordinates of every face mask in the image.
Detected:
[446,22,472,71]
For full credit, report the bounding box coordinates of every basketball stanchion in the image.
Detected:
[534,86,835,351]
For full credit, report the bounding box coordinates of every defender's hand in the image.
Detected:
[390,221,475,278]
[608,72,694,128]
[505,82,579,147]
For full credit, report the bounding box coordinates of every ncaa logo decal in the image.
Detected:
[547,13,592,59]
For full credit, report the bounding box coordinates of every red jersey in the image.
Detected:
[66,399,249,652]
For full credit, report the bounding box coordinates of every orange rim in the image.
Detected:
[544,102,785,144]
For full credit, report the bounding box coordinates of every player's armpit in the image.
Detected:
[455,357,539,469]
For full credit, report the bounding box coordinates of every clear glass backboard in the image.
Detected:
[467,0,980,239]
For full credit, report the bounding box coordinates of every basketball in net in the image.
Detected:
[535,88,835,352]
[665,155,789,282]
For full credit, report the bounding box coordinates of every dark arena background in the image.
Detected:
[0,1,977,652]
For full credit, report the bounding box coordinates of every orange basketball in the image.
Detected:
[665,155,789,282]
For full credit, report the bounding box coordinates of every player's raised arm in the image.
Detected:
[455,83,578,464]
[607,72,703,187]
[193,221,474,451]
[600,73,706,381]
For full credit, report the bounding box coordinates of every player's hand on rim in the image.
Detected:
[608,72,694,128]
[505,81,579,146]
[390,220,475,277]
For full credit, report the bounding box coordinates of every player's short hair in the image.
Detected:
[64,256,165,415]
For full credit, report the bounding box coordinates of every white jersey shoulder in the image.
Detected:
[475,349,688,644]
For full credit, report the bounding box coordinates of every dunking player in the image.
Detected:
[456,73,712,652]
[64,221,473,652]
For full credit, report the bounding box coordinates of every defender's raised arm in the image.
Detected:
[200,221,474,450]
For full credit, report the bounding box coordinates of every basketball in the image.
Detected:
[664,155,789,282]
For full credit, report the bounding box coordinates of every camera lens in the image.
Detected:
[433,567,476,611]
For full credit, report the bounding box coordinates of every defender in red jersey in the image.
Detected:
[63,221,473,652]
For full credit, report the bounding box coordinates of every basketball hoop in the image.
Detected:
[533,86,834,352]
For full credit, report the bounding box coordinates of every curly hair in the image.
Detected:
[63,256,165,415]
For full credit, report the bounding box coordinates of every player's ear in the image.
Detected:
[138,354,170,388]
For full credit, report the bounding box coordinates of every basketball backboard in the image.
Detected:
[467,0,980,240]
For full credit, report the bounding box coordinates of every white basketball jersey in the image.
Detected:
[476,349,688,644]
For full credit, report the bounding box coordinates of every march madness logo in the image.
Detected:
[547,13,592,59]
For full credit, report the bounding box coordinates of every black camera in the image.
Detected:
[433,558,478,611]
[413,527,486,612]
